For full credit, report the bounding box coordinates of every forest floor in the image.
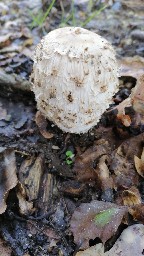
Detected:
[0,0,144,255]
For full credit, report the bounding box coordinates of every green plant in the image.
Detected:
[60,0,107,28]
[65,150,75,165]
[29,0,56,29]
[30,0,107,32]
[80,4,107,27]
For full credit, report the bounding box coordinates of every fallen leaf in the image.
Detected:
[107,224,144,255]
[74,139,111,184]
[35,111,54,139]
[70,200,127,249]
[16,182,34,216]
[111,56,144,127]
[95,155,113,191]
[131,75,144,115]
[19,155,44,201]
[0,148,18,214]
[134,147,144,177]
[110,133,144,189]
[76,243,105,256]
[119,56,144,79]
[116,113,131,127]
[109,97,132,127]
[76,224,144,256]
[122,186,142,206]
[129,204,144,223]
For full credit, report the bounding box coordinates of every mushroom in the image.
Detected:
[31,27,119,133]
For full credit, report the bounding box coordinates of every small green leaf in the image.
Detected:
[66,150,73,157]
[94,208,117,227]
[66,159,73,165]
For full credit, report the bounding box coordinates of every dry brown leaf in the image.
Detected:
[111,75,144,127]
[70,200,127,249]
[19,156,44,201]
[110,133,144,189]
[122,186,142,206]
[0,148,18,214]
[112,57,144,126]
[16,183,34,216]
[76,243,105,256]
[107,97,132,127]
[95,155,113,191]
[129,204,144,223]
[74,139,111,184]
[35,111,54,139]
[131,75,144,115]
[134,146,144,177]
[119,56,144,79]
[116,113,131,127]
[76,224,144,256]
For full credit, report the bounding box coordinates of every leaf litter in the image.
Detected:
[76,224,144,256]
[70,200,127,249]
[0,0,144,255]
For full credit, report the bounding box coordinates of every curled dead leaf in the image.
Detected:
[107,97,132,127]
[95,155,113,191]
[129,204,144,223]
[111,56,144,127]
[134,146,144,177]
[74,139,111,184]
[116,113,131,127]
[110,133,144,189]
[16,182,34,216]
[122,186,142,206]
[35,111,54,139]
[19,155,44,201]
[131,75,144,115]
[0,148,18,214]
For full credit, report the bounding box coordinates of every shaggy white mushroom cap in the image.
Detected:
[31,27,119,133]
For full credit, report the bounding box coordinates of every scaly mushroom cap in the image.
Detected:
[31,27,119,133]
